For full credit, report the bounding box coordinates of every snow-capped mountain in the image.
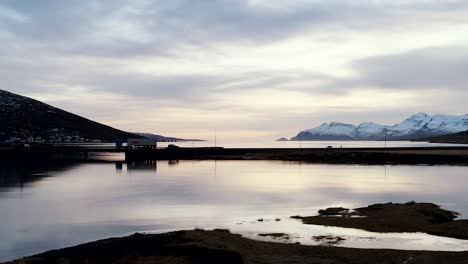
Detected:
[290,113,468,141]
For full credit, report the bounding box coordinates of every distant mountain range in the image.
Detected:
[0,90,199,143]
[289,113,468,141]
[136,133,204,142]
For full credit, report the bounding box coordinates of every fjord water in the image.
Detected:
[1,159,468,261]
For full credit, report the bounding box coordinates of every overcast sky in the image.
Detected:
[1,0,468,140]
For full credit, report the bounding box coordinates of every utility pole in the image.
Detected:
[215,128,217,148]
[384,128,388,166]
[384,128,387,149]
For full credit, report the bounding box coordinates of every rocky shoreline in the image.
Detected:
[292,202,468,240]
[5,229,468,264]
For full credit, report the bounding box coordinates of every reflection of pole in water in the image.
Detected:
[214,160,217,184]
[115,162,123,173]
[128,161,132,184]
[383,128,388,165]
[299,160,302,178]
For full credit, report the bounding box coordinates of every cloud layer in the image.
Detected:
[1,0,468,139]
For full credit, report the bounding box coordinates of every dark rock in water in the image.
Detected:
[294,202,468,240]
[258,233,290,240]
[415,206,459,224]
[318,207,350,216]
[312,235,346,246]
[276,137,289,141]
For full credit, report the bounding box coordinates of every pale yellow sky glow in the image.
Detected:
[2,0,468,140]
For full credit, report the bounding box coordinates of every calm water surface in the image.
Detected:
[1,159,468,261]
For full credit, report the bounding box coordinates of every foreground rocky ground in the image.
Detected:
[6,229,468,264]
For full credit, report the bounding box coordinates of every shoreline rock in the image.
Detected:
[292,202,468,239]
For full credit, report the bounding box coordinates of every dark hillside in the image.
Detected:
[428,130,468,144]
[0,90,138,143]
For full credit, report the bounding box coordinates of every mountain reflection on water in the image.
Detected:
[0,161,77,190]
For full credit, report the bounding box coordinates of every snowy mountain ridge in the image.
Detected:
[291,113,468,141]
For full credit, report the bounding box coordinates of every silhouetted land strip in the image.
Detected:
[427,131,468,144]
[292,202,468,240]
[124,146,468,165]
[3,146,468,165]
[6,229,468,264]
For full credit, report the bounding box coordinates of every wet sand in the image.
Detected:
[293,202,468,240]
[5,229,468,264]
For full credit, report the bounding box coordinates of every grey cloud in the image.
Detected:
[3,0,325,54]
[346,46,468,90]
[2,0,468,97]
[3,0,468,58]
[81,70,351,107]
[0,45,342,106]
[2,0,468,136]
